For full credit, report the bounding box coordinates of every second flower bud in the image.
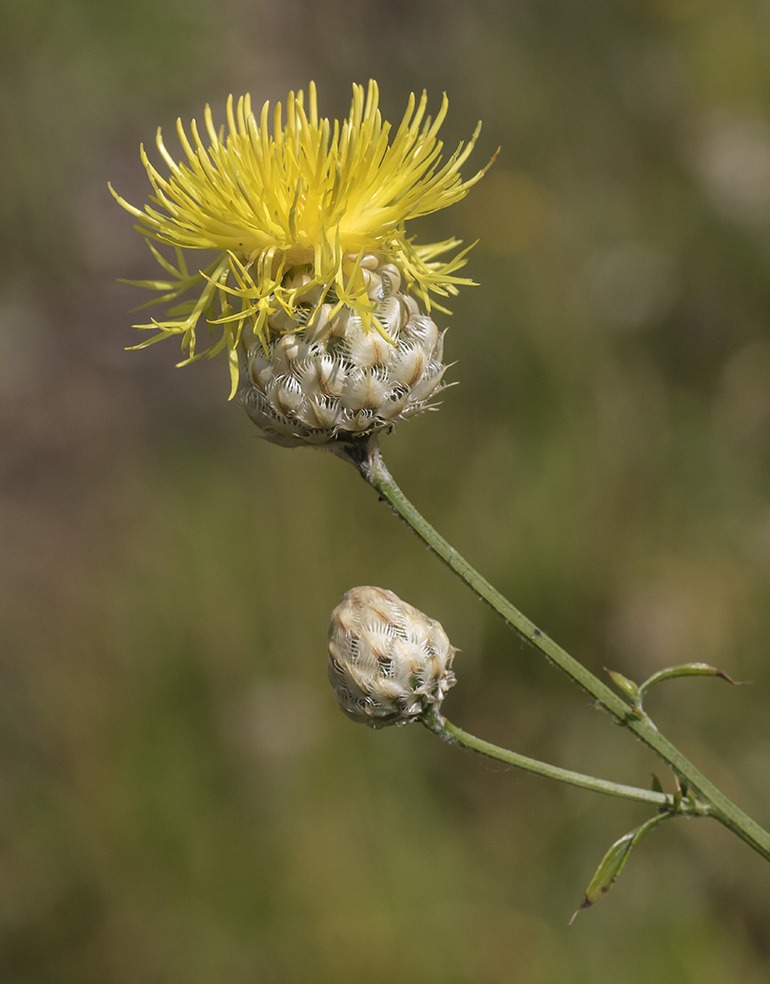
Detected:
[328,586,457,728]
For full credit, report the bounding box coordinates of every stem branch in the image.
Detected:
[422,709,707,814]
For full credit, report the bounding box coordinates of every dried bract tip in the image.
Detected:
[328,586,457,728]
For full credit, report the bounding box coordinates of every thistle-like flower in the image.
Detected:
[112,81,492,446]
[328,586,457,728]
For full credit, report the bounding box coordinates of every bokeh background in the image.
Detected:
[3,0,770,980]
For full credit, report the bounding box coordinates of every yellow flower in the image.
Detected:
[111,80,493,397]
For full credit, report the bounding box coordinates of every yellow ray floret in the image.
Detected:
[111,80,493,396]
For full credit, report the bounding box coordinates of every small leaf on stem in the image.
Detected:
[639,663,747,698]
[569,814,670,924]
[605,669,640,702]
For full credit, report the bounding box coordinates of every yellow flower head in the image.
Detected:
[111,80,493,396]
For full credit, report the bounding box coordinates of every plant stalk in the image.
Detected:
[346,439,770,863]
[422,709,708,814]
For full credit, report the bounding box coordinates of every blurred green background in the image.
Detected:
[3,0,770,980]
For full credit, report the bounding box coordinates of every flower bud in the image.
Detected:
[328,586,457,728]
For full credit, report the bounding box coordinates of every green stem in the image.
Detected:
[422,709,708,814]
[346,439,770,863]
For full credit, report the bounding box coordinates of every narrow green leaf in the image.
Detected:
[639,662,746,697]
[569,814,669,923]
[605,669,639,701]
[650,774,664,794]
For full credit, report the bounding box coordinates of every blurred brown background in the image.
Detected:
[3,0,770,980]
